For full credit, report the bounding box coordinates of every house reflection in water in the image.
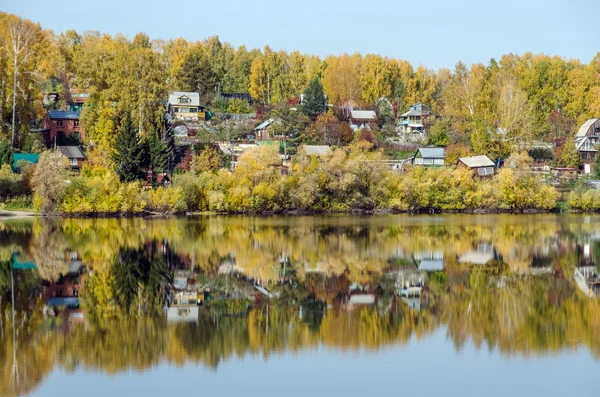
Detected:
[458,243,496,265]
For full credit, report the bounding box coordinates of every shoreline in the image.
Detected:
[15,208,576,218]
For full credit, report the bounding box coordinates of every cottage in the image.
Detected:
[399,103,432,135]
[57,146,86,171]
[350,110,377,131]
[168,92,204,121]
[575,118,600,174]
[44,110,83,145]
[254,118,276,141]
[457,155,495,177]
[413,147,445,167]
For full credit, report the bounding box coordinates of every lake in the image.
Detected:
[1,214,600,396]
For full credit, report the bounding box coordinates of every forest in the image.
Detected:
[0,11,599,214]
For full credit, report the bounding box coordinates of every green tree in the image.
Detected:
[147,130,169,185]
[301,77,327,120]
[427,119,450,147]
[558,138,582,169]
[162,114,175,173]
[0,139,13,167]
[112,113,146,182]
[174,46,218,104]
[593,153,600,179]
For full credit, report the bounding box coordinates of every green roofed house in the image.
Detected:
[12,153,40,172]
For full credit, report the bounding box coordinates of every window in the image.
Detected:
[189,107,198,113]
[57,120,63,127]
[414,158,424,165]
[74,120,79,127]
[180,107,190,113]
[434,159,444,165]
[173,107,180,112]
[70,158,78,166]
[179,97,190,104]
[478,167,493,176]
[423,158,433,165]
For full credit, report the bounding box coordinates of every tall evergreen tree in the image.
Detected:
[0,138,13,167]
[301,77,327,120]
[162,113,175,173]
[112,112,146,182]
[147,130,168,185]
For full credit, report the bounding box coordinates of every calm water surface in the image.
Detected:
[1,214,600,396]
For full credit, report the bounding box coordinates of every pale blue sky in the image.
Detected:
[3,0,599,70]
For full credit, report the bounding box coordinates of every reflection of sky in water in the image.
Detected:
[30,327,599,397]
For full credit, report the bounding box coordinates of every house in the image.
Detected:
[57,146,86,171]
[44,110,83,145]
[68,89,89,112]
[350,110,377,131]
[302,145,331,157]
[413,251,445,272]
[254,118,276,141]
[168,91,205,121]
[413,147,445,167]
[457,155,495,177]
[458,243,496,265]
[398,103,432,135]
[12,153,39,172]
[575,118,600,174]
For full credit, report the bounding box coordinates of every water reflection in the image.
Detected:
[1,214,600,396]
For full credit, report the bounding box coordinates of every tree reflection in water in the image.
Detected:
[1,214,600,396]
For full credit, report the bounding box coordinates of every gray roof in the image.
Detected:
[417,147,445,159]
[576,118,599,138]
[459,155,495,168]
[255,118,274,131]
[458,251,494,265]
[57,146,86,159]
[350,110,377,120]
[168,91,200,107]
[418,260,445,272]
[48,110,80,120]
[302,145,331,156]
[401,103,430,117]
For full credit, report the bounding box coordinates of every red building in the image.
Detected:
[43,110,84,145]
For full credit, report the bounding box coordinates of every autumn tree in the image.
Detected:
[301,77,327,120]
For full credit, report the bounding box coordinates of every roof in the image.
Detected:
[417,147,445,159]
[57,146,86,159]
[401,103,431,117]
[12,153,39,169]
[576,118,599,138]
[302,145,331,156]
[349,294,376,305]
[47,297,80,308]
[458,251,494,265]
[255,118,274,131]
[418,260,445,272]
[168,91,200,107]
[458,155,495,168]
[350,110,377,120]
[48,110,80,120]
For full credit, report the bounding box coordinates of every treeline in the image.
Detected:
[0,11,599,148]
[32,142,562,214]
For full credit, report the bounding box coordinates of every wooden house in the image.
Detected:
[457,155,495,177]
[413,147,445,167]
[57,146,86,172]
